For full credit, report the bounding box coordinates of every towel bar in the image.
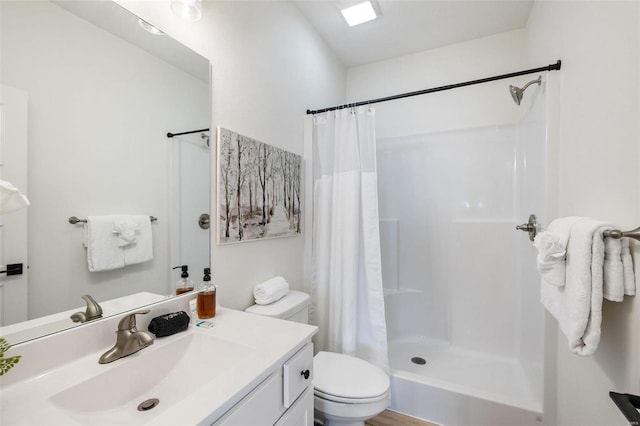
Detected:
[603,226,640,241]
[68,216,158,224]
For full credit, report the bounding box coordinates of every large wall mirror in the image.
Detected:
[0,0,211,344]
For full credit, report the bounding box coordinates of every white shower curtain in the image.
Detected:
[311,107,389,372]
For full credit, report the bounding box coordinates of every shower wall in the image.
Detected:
[376,91,547,420]
[348,28,547,421]
[378,125,529,359]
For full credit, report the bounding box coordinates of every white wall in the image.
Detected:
[347,29,529,138]
[115,0,346,309]
[1,1,209,318]
[527,2,640,425]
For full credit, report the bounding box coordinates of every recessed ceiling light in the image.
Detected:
[137,18,164,35]
[341,1,377,27]
[170,0,202,22]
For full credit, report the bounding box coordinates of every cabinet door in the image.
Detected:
[275,387,314,426]
[213,372,284,426]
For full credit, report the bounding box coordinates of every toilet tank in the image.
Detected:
[245,291,310,324]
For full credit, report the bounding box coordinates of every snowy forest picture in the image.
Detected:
[217,127,302,244]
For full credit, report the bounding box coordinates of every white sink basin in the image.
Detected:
[49,332,257,425]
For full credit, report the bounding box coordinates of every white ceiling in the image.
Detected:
[53,0,210,83]
[294,0,534,68]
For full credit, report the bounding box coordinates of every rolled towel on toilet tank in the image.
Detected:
[253,276,290,305]
[147,311,190,337]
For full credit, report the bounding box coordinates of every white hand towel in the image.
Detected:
[254,276,289,305]
[85,216,125,272]
[533,216,580,287]
[603,236,624,302]
[123,215,153,266]
[0,179,30,214]
[621,239,635,297]
[541,218,608,356]
[113,215,139,247]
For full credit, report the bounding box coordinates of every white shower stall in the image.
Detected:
[376,81,548,425]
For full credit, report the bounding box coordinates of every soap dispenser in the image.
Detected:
[173,265,194,295]
[197,267,216,319]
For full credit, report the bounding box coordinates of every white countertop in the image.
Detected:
[0,295,317,425]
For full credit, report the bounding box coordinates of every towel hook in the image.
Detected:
[516,214,538,241]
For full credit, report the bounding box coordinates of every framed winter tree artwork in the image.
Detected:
[216,127,303,244]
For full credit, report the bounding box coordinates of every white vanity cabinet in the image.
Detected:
[213,343,314,426]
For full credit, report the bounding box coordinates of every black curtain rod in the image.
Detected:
[166,128,210,138]
[306,60,562,115]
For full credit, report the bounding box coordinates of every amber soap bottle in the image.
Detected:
[197,267,216,319]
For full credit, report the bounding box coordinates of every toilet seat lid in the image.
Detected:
[313,351,390,400]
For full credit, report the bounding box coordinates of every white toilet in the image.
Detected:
[246,291,391,426]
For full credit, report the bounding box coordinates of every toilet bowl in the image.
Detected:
[313,351,390,426]
[245,291,390,426]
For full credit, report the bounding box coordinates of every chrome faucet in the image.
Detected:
[70,294,103,323]
[99,310,155,364]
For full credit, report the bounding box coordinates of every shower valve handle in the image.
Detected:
[516,214,538,242]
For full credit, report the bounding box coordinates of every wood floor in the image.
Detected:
[365,410,438,426]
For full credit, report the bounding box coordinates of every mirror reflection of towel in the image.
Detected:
[84,215,153,271]
[85,216,125,272]
[0,179,29,214]
[123,215,153,266]
[113,216,139,247]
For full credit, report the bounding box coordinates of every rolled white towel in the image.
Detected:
[533,217,581,287]
[533,231,567,287]
[621,239,636,297]
[254,276,289,305]
[603,235,635,301]
[603,236,624,302]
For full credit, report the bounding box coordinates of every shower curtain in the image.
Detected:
[311,107,389,372]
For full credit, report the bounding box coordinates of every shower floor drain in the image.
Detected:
[411,356,427,365]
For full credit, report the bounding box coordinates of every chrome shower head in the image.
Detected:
[509,75,542,105]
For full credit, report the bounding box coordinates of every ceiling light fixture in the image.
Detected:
[341,1,377,27]
[170,0,202,22]
[137,18,164,35]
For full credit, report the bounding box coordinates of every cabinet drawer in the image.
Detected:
[282,343,313,408]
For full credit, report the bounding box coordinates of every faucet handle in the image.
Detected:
[117,309,151,331]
